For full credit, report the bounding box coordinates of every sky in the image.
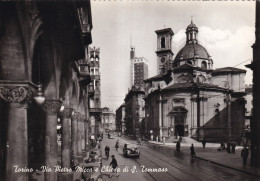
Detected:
[91,1,255,111]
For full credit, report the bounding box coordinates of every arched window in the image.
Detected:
[187,60,193,65]
[161,37,165,48]
[201,61,207,69]
[215,109,219,115]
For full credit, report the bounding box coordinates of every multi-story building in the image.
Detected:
[130,47,149,87]
[144,22,246,143]
[115,103,126,133]
[124,86,145,138]
[101,107,116,132]
[89,47,102,136]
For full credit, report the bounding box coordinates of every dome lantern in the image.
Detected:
[186,20,198,44]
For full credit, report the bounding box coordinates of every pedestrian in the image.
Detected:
[105,145,110,159]
[202,138,206,148]
[176,141,180,152]
[109,155,119,178]
[241,146,249,168]
[137,137,141,145]
[190,144,196,159]
[115,139,119,151]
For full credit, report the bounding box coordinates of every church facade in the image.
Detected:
[144,22,246,143]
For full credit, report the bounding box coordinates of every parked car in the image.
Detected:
[123,143,140,158]
[82,162,103,181]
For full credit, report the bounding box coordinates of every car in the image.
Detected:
[82,162,103,181]
[123,143,140,158]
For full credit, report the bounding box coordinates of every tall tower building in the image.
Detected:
[89,47,102,135]
[130,47,148,87]
[155,28,174,75]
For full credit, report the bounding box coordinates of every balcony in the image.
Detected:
[90,108,102,113]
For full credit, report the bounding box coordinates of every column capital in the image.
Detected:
[0,81,37,104]
[42,100,62,113]
[79,114,86,122]
[72,112,81,120]
[61,108,74,118]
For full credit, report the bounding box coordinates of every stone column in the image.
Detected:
[158,95,163,141]
[80,115,86,152]
[0,81,36,181]
[61,108,73,168]
[71,112,80,166]
[42,100,62,181]
[77,114,84,162]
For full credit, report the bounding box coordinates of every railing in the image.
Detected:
[90,108,102,113]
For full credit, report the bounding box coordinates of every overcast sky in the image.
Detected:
[91,1,255,111]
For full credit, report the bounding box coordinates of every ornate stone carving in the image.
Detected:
[0,81,37,103]
[26,1,39,21]
[80,115,86,122]
[42,100,62,113]
[62,108,74,118]
[72,112,80,120]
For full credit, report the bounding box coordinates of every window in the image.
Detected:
[90,68,94,75]
[161,57,165,63]
[187,60,193,65]
[201,61,207,69]
[161,37,165,48]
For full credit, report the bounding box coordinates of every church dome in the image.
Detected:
[187,22,197,29]
[173,21,213,69]
[174,43,210,61]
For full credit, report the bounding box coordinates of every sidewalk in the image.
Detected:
[147,140,260,178]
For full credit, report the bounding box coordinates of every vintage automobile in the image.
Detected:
[82,162,103,181]
[123,143,140,158]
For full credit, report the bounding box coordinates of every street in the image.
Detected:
[100,134,259,181]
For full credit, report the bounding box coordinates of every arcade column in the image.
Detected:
[41,100,62,181]
[0,81,37,181]
[71,112,80,166]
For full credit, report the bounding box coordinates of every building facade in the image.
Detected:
[130,47,148,87]
[115,103,126,133]
[144,22,246,143]
[124,86,145,138]
[89,47,102,136]
[101,107,116,132]
[245,0,260,167]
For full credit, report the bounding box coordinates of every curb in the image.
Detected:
[146,140,260,178]
[196,156,260,178]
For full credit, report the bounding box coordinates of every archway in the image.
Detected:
[169,106,188,137]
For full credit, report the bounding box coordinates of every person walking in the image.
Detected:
[241,146,249,168]
[190,144,196,159]
[137,137,141,145]
[176,141,180,152]
[109,155,119,178]
[115,139,119,151]
[105,145,110,159]
[202,138,206,148]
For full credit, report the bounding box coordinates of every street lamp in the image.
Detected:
[33,83,45,105]
[33,53,45,105]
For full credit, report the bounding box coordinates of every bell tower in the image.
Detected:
[155,28,174,75]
